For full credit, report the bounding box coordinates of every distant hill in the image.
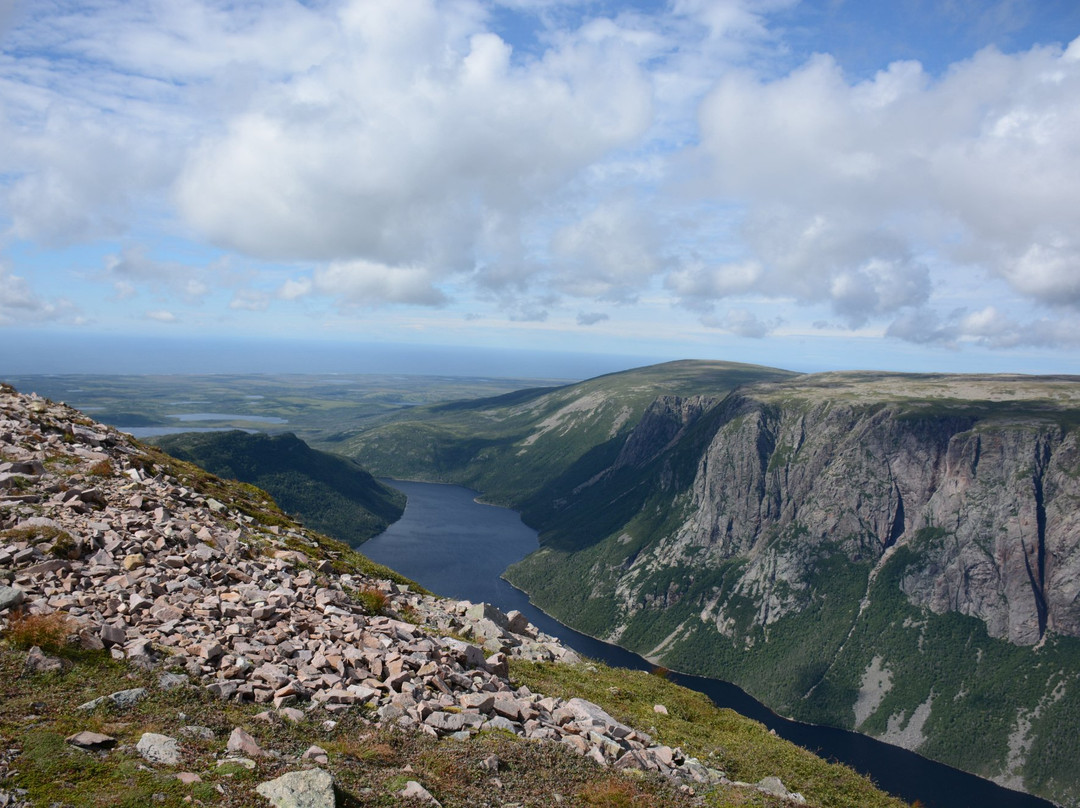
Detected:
[325,359,797,510]
[154,430,405,544]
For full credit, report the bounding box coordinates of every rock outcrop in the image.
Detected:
[645,392,1080,646]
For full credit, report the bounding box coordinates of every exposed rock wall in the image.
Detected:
[508,383,1080,804]
[624,395,1080,646]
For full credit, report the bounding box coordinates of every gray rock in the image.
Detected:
[109,688,148,708]
[423,711,468,733]
[22,646,64,674]
[255,768,335,808]
[180,725,215,740]
[485,652,509,678]
[564,698,634,739]
[483,716,520,734]
[440,638,487,669]
[0,584,24,612]
[463,602,509,630]
[136,732,181,766]
[99,624,127,647]
[65,731,116,749]
[757,776,788,796]
[505,610,530,634]
[158,672,189,690]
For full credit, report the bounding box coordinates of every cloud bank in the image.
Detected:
[0,0,1078,353]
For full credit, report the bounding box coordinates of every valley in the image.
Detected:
[334,361,1080,808]
[8,360,1080,806]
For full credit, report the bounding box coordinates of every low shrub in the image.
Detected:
[3,610,76,653]
[357,587,389,615]
[577,775,648,807]
[88,459,114,477]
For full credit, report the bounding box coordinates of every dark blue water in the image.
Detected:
[362,480,1056,808]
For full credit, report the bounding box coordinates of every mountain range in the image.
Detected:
[0,380,909,808]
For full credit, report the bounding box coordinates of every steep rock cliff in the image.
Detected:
[506,373,1080,806]
[638,396,1080,647]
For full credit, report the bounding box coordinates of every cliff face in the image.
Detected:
[506,374,1080,806]
[646,396,1080,647]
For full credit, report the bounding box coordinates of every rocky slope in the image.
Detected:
[0,382,897,808]
[504,372,1080,807]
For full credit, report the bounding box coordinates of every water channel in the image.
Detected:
[361,480,1056,808]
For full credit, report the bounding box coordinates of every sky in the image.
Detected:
[2,0,1080,377]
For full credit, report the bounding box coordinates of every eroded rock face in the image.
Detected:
[507,376,1080,805]
[621,393,1080,646]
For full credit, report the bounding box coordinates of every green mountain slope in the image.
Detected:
[154,430,405,544]
[326,359,797,507]
[505,372,1080,807]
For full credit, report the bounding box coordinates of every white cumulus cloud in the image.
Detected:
[174,0,653,288]
[3,0,1080,359]
[691,37,1080,339]
[313,261,448,308]
[0,265,78,326]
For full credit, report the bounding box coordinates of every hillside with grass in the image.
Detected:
[326,359,797,507]
[154,430,405,545]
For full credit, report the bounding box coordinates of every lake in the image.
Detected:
[120,427,259,438]
[167,412,288,423]
[361,480,1055,808]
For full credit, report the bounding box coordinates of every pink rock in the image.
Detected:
[226,726,264,757]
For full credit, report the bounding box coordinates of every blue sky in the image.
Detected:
[2,0,1079,376]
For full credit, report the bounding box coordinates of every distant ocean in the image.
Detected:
[1,331,666,381]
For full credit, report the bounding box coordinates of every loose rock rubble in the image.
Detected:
[0,385,809,805]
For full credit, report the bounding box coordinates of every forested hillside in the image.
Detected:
[155,430,405,544]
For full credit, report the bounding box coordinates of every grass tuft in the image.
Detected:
[3,609,77,653]
[578,775,650,806]
[356,587,389,616]
[88,458,114,477]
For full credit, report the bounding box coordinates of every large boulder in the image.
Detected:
[0,584,25,612]
[255,768,336,808]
